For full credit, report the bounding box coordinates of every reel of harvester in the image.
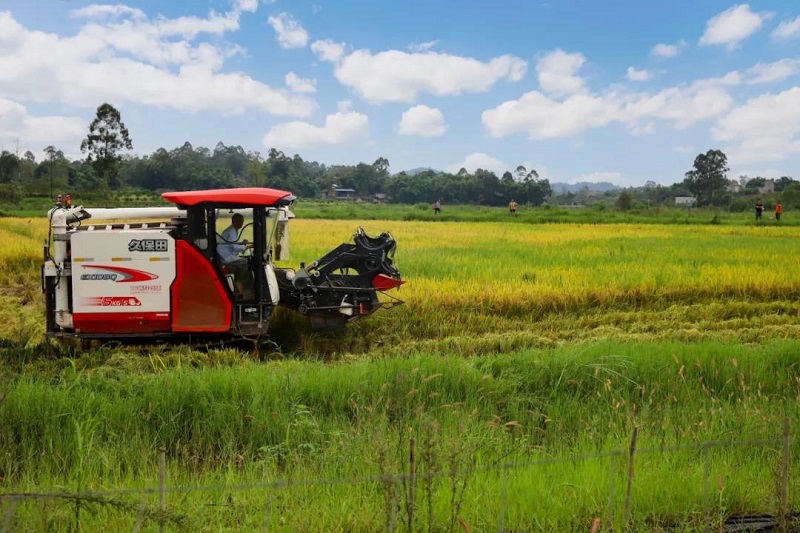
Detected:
[274,227,404,330]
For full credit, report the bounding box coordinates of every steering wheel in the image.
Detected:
[239,242,255,258]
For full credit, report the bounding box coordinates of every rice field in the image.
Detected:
[1,214,799,530]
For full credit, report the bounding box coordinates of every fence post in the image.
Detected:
[623,427,638,525]
[159,447,166,533]
[497,465,508,533]
[388,479,400,533]
[703,444,710,527]
[132,495,148,533]
[408,438,416,533]
[607,452,616,533]
[779,417,790,530]
[1,496,19,533]
[260,485,274,533]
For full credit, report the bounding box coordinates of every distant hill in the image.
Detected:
[399,167,436,176]
[550,181,620,194]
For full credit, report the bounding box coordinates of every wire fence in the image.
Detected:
[1,419,796,532]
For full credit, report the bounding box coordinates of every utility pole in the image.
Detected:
[13,137,20,184]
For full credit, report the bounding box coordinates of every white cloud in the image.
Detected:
[409,40,438,53]
[481,52,800,141]
[447,152,507,175]
[317,48,526,103]
[235,0,259,13]
[650,40,686,58]
[674,145,695,154]
[70,5,147,20]
[536,49,586,96]
[691,58,800,88]
[771,16,800,41]
[267,13,308,49]
[311,39,345,62]
[397,105,445,137]
[745,59,800,84]
[623,87,733,129]
[0,98,85,151]
[483,91,619,139]
[699,4,772,50]
[262,109,370,150]
[285,72,316,93]
[626,66,651,82]
[0,10,314,117]
[712,87,800,164]
[482,83,732,140]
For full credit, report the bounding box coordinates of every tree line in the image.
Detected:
[0,103,797,210]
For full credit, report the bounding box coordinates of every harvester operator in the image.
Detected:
[218,213,254,299]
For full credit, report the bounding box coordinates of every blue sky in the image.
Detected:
[1,1,799,186]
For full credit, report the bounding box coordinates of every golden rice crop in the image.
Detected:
[3,217,800,351]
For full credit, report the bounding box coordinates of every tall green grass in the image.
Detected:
[2,340,799,530]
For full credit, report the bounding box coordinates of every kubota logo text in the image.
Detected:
[80,265,159,282]
[82,297,142,307]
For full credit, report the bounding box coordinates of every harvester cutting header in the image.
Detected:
[42,187,403,339]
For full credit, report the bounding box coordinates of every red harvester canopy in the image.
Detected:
[162,187,294,207]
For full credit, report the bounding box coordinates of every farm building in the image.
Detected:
[333,188,357,199]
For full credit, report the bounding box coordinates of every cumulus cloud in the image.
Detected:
[536,50,586,96]
[409,40,438,53]
[626,67,652,82]
[772,16,800,41]
[262,108,370,150]
[482,80,733,140]
[311,39,345,62]
[235,0,259,13]
[483,51,800,143]
[267,12,308,49]
[691,58,800,88]
[0,98,85,150]
[447,152,507,175]
[650,40,686,58]
[315,48,526,103]
[0,9,314,117]
[70,5,146,20]
[397,105,446,137]
[482,92,620,139]
[745,59,800,84]
[712,87,800,164]
[699,4,772,50]
[285,72,316,93]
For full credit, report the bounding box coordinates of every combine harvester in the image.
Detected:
[42,188,403,340]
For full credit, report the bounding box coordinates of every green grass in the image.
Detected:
[291,200,795,226]
[1,340,799,530]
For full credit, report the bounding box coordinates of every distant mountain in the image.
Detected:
[399,167,436,176]
[550,181,620,194]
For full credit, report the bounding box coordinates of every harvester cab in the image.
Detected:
[42,187,403,339]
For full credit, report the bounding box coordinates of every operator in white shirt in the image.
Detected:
[218,213,254,298]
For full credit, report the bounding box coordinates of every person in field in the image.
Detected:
[433,200,441,214]
[775,201,782,221]
[509,199,518,215]
[218,213,254,298]
[755,199,764,221]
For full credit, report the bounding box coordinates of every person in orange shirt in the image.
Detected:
[508,199,518,215]
[775,201,782,221]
